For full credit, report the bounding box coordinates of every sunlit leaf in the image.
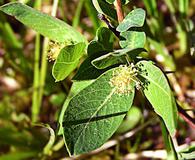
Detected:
[52,42,86,82]
[120,31,146,49]
[136,60,178,136]
[116,106,142,134]
[74,27,114,80]
[92,0,117,20]
[0,2,86,44]
[117,8,146,32]
[63,67,135,155]
[92,48,146,69]
[58,80,94,135]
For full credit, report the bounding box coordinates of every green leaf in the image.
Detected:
[73,41,108,80]
[52,42,86,82]
[105,0,115,3]
[117,8,146,32]
[58,80,93,135]
[105,0,130,5]
[136,60,178,136]
[92,0,117,20]
[73,27,114,80]
[94,27,114,52]
[92,48,146,69]
[116,106,142,134]
[63,67,135,155]
[92,53,125,69]
[73,56,107,80]
[0,2,86,44]
[120,31,146,49]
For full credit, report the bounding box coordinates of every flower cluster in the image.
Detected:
[47,41,63,62]
[109,64,141,95]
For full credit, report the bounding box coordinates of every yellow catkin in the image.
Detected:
[47,41,63,62]
[109,64,141,95]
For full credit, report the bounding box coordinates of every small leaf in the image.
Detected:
[105,0,130,5]
[92,53,125,69]
[63,67,135,155]
[95,27,114,51]
[73,41,108,80]
[0,2,86,44]
[105,0,115,3]
[74,27,114,80]
[52,43,86,82]
[117,8,146,32]
[92,0,117,20]
[92,48,146,69]
[120,31,146,49]
[116,106,142,134]
[73,57,107,80]
[136,60,178,136]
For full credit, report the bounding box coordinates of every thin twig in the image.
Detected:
[167,74,195,129]
[177,103,195,129]
[114,0,124,22]
[123,150,167,160]
[98,14,120,37]
[38,0,59,116]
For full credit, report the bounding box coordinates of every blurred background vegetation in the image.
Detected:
[0,0,194,159]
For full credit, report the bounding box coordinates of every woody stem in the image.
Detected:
[114,0,124,22]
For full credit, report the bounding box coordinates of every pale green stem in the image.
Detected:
[73,0,85,28]
[37,0,59,121]
[32,0,42,122]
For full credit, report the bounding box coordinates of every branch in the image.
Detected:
[114,0,124,22]
[177,103,195,129]
[98,14,120,37]
[167,74,195,129]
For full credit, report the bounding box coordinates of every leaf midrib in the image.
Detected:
[75,88,116,149]
[141,74,170,98]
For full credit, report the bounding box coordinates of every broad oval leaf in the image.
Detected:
[120,31,146,49]
[52,43,86,82]
[63,67,135,155]
[117,8,146,32]
[0,2,86,44]
[136,60,178,136]
[58,80,94,135]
